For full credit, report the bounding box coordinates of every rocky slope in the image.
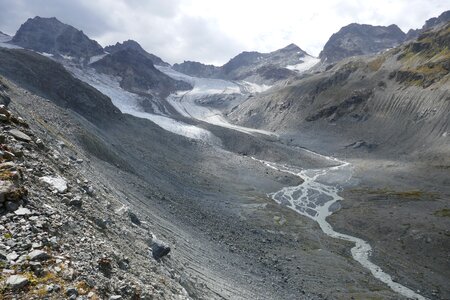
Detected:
[0,87,189,299]
[319,23,406,63]
[11,17,104,61]
[173,44,317,85]
[104,40,170,67]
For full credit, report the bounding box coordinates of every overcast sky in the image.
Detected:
[0,0,448,65]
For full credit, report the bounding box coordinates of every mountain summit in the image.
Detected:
[104,40,170,67]
[319,23,406,63]
[11,16,104,59]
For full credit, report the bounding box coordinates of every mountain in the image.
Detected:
[230,22,450,158]
[172,60,220,78]
[91,48,191,97]
[319,23,406,63]
[0,31,9,39]
[173,43,318,84]
[11,16,104,59]
[104,40,170,67]
[406,10,450,40]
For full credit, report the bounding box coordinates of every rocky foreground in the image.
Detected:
[0,92,187,299]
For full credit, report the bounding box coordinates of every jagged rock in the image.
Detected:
[39,176,68,193]
[109,295,122,300]
[68,197,83,207]
[8,129,32,142]
[5,201,19,212]
[128,211,141,225]
[150,237,171,260]
[98,257,113,277]
[14,206,32,216]
[0,113,8,121]
[28,249,50,261]
[0,249,7,260]
[6,252,19,262]
[6,275,29,290]
[0,180,13,202]
[65,286,79,297]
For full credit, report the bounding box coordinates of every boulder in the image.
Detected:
[150,237,171,260]
[28,249,50,261]
[39,176,68,193]
[6,275,29,290]
[8,129,32,142]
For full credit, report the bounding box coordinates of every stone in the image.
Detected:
[128,211,141,225]
[0,180,13,203]
[14,206,32,216]
[6,252,18,262]
[40,176,68,193]
[150,238,171,260]
[68,198,83,207]
[110,296,122,300]
[65,286,78,297]
[0,249,7,260]
[8,129,32,142]
[0,114,8,121]
[5,201,19,212]
[6,275,29,290]
[28,249,50,261]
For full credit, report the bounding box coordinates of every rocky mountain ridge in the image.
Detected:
[173,43,313,84]
[11,17,104,61]
[91,48,192,98]
[104,40,170,67]
[319,23,406,63]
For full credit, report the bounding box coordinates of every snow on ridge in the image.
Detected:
[286,55,320,73]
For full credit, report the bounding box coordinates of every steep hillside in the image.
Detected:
[11,16,104,60]
[105,40,170,67]
[319,23,406,63]
[230,23,450,161]
[0,48,119,124]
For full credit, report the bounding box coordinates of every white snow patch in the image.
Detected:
[89,53,108,64]
[286,55,320,73]
[0,35,21,49]
[239,81,272,93]
[61,54,74,61]
[40,176,68,193]
[40,52,53,57]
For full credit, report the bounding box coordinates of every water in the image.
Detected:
[253,152,427,300]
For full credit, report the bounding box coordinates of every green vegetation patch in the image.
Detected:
[434,208,450,217]
[349,188,439,201]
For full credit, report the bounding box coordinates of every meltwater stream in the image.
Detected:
[254,152,426,300]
